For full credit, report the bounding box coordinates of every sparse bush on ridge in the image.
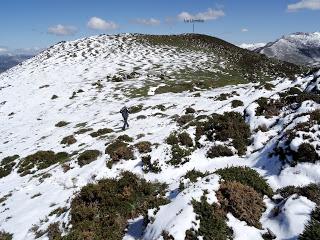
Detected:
[178,132,193,147]
[177,114,194,126]
[292,143,319,165]
[185,107,196,114]
[0,155,19,179]
[128,104,143,114]
[77,150,101,167]
[183,169,207,183]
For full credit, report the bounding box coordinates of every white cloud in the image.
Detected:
[0,47,8,53]
[132,18,161,26]
[48,24,77,36]
[288,0,320,11]
[177,8,225,21]
[241,28,249,32]
[87,17,119,31]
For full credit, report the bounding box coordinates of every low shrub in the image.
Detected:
[117,134,133,142]
[278,183,320,205]
[185,107,196,114]
[292,143,319,165]
[195,112,250,155]
[207,145,233,158]
[60,135,77,146]
[177,114,194,126]
[77,150,101,167]
[141,155,161,173]
[90,128,113,137]
[216,166,273,197]
[18,151,69,176]
[217,181,265,228]
[183,169,207,183]
[74,128,93,135]
[55,121,70,127]
[1,155,19,165]
[186,196,232,240]
[47,222,62,240]
[51,94,58,100]
[0,155,19,179]
[0,230,13,240]
[105,140,134,167]
[255,97,284,117]
[231,99,244,108]
[299,207,320,240]
[129,104,143,114]
[62,172,167,240]
[166,132,179,145]
[135,141,152,153]
[168,144,192,166]
[178,132,193,147]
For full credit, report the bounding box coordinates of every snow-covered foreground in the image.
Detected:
[0,34,319,240]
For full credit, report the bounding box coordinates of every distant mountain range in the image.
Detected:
[0,54,34,73]
[240,32,320,67]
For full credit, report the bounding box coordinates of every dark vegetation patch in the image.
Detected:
[186,196,233,240]
[278,183,320,205]
[183,169,207,183]
[74,128,93,135]
[255,97,284,118]
[216,166,273,197]
[90,128,113,137]
[152,104,166,111]
[117,134,133,142]
[141,155,161,173]
[185,107,196,114]
[206,145,233,158]
[60,135,77,146]
[128,104,143,114]
[0,155,19,179]
[105,140,134,168]
[51,95,58,100]
[0,193,12,204]
[47,222,62,240]
[61,172,167,240]
[178,132,193,147]
[137,115,147,120]
[49,207,68,217]
[177,114,194,126]
[0,230,13,240]
[299,207,320,240]
[195,112,250,155]
[18,151,69,176]
[292,143,319,165]
[216,93,232,101]
[77,150,101,167]
[55,121,70,127]
[167,144,192,166]
[135,141,152,153]
[217,181,266,228]
[231,99,244,108]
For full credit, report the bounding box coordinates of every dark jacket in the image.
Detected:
[120,106,129,119]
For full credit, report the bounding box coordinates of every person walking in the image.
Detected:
[120,106,129,130]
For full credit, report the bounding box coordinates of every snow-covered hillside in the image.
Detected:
[239,43,266,51]
[257,32,320,67]
[0,34,319,240]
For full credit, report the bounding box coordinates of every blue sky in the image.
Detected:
[0,0,319,53]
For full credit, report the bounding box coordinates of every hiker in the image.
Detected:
[120,106,129,130]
